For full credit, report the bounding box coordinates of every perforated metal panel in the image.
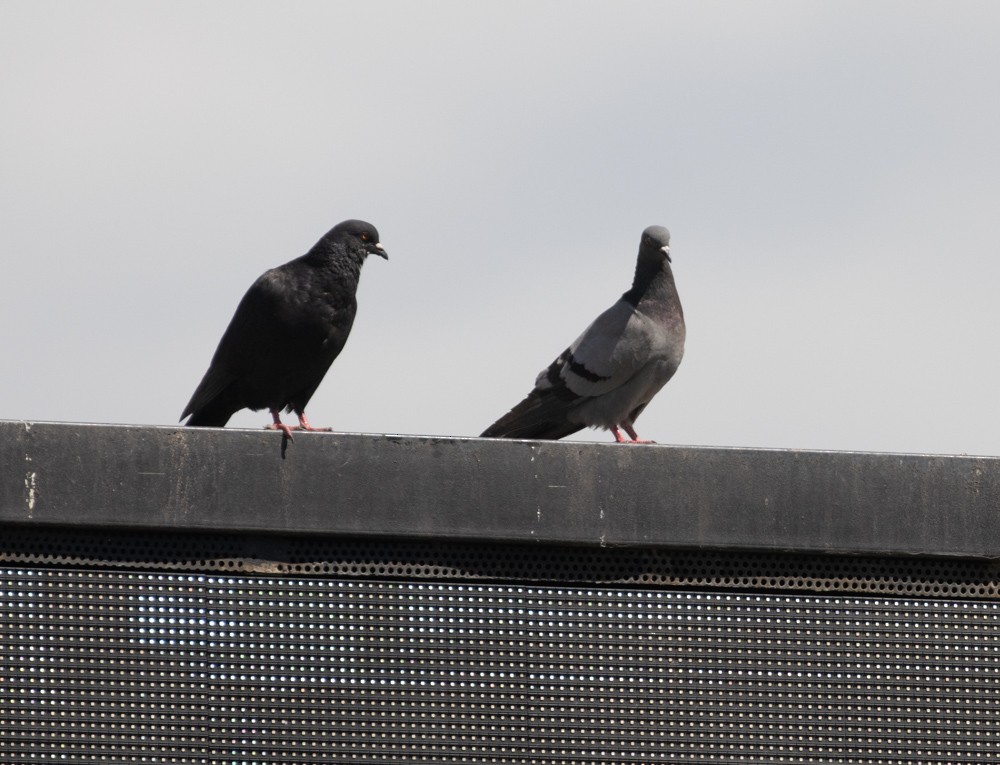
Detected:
[3,526,1000,598]
[1,532,999,763]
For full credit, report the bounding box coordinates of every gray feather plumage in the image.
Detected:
[481,225,685,442]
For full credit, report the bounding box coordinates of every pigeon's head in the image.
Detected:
[327,219,388,260]
[639,225,671,263]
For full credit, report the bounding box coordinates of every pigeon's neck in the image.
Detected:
[622,259,678,310]
[303,243,366,282]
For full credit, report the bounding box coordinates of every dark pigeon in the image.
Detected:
[181,219,387,439]
[481,225,684,443]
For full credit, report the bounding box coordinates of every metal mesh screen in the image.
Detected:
[3,526,1000,598]
[2,560,998,763]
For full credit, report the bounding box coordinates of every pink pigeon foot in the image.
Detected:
[292,412,332,432]
[265,409,296,441]
[610,423,657,444]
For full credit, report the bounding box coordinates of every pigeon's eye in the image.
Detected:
[359,232,370,242]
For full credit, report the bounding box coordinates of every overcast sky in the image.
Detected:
[2,1,999,456]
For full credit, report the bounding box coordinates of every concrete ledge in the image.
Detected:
[2,420,999,558]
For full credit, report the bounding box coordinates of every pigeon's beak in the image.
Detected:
[374,243,388,260]
[662,245,671,263]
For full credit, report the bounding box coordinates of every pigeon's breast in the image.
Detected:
[568,356,676,429]
[568,309,684,429]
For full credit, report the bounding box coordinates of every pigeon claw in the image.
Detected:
[266,410,295,441]
[264,410,335,440]
[265,422,296,441]
[293,413,332,432]
[611,424,657,445]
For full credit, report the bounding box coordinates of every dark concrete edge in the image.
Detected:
[8,417,993,458]
[5,420,1000,560]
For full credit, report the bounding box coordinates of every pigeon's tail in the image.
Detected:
[481,419,584,440]
[182,403,235,428]
[181,386,242,428]
[480,391,585,441]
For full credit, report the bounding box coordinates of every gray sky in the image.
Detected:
[2,1,999,456]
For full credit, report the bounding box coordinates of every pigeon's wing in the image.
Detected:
[541,299,653,398]
[180,270,290,421]
[481,300,652,439]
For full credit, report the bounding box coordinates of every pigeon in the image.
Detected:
[481,225,684,443]
[180,219,387,439]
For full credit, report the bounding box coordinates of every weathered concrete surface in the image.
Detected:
[2,420,998,557]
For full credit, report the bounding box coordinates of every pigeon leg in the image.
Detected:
[611,426,628,443]
[265,409,295,441]
[293,411,332,432]
[621,422,656,445]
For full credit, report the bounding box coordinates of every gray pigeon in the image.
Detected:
[481,225,684,443]
[181,219,387,439]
